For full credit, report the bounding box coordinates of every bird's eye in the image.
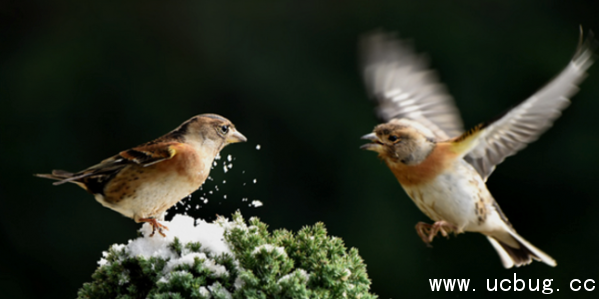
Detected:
[388,135,399,142]
[220,125,229,134]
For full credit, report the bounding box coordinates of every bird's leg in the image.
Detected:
[430,220,457,239]
[138,217,169,237]
[415,221,457,247]
[415,222,434,247]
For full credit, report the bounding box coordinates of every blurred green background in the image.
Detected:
[2,1,599,298]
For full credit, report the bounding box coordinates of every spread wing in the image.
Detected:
[360,31,464,140]
[464,33,596,181]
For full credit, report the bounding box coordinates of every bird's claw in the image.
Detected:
[139,218,169,237]
[415,221,457,247]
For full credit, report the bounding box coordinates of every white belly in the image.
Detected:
[402,159,495,232]
[95,173,200,220]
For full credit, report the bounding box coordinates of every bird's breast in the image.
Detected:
[386,143,458,187]
[154,144,208,184]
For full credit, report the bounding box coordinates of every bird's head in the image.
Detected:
[360,118,435,165]
[175,114,247,153]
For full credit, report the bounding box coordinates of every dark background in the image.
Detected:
[2,1,599,298]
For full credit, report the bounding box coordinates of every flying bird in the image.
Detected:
[360,31,595,268]
[36,114,246,237]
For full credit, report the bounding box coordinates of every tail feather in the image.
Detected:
[487,231,556,268]
[34,170,81,185]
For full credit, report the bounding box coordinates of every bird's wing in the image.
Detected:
[464,33,595,182]
[360,31,464,140]
[118,142,178,167]
[47,142,179,185]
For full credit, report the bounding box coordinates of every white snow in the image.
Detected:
[199,286,210,297]
[234,276,246,290]
[94,215,256,294]
[208,282,232,299]
[104,215,234,263]
[159,270,190,284]
[163,252,206,273]
[252,244,287,257]
[98,243,127,266]
[118,270,130,285]
[163,251,229,277]
[341,268,351,281]
[278,269,310,284]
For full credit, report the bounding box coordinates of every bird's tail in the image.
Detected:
[487,230,556,269]
[34,170,80,185]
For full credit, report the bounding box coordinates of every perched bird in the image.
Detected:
[360,31,595,268]
[36,114,246,237]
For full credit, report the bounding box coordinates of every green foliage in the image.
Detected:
[78,212,377,299]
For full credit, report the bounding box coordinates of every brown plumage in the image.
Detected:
[360,31,595,268]
[36,114,247,236]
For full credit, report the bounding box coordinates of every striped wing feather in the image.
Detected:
[361,31,464,140]
[465,33,595,181]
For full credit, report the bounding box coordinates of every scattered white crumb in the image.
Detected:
[223,165,228,173]
[252,179,257,184]
[255,144,261,150]
[227,163,233,169]
[227,155,232,162]
[250,200,263,208]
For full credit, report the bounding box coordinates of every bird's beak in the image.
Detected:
[227,130,247,143]
[361,133,377,141]
[360,133,383,152]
